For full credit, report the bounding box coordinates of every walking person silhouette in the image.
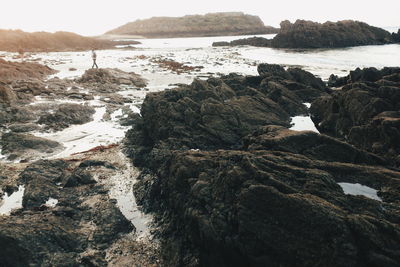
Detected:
[91,49,98,69]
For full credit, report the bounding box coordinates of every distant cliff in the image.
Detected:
[213,20,398,48]
[0,30,139,52]
[106,12,279,38]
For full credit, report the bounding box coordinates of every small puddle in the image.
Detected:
[107,152,153,239]
[289,103,319,133]
[338,182,382,201]
[289,116,319,133]
[45,197,59,208]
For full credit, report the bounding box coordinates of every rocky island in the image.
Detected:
[213,20,399,48]
[105,12,279,38]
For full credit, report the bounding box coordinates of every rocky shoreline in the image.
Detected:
[125,64,400,266]
[0,50,399,266]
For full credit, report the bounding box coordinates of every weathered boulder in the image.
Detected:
[78,68,147,88]
[0,132,62,160]
[37,103,96,131]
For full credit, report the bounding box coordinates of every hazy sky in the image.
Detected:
[1,0,399,36]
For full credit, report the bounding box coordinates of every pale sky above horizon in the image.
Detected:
[0,0,399,36]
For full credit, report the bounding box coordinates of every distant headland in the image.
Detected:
[105,12,279,38]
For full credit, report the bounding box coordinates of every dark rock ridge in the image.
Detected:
[213,37,272,47]
[125,64,400,266]
[311,67,400,164]
[126,63,328,165]
[106,12,279,38]
[0,29,139,52]
[213,20,398,48]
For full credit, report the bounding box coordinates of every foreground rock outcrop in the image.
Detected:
[106,12,278,38]
[125,64,400,266]
[0,148,141,266]
[311,67,400,164]
[213,20,398,48]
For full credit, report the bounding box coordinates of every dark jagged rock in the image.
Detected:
[311,67,400,163]
[271,20,395,48]
[106,12,279,38]
[64,169,97,187]
[392,29,400,42]
[213,37,272,47]
[37,103,96,131]
[213,20,398,49]
[125,64,328,166]
[126,65,400,266]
